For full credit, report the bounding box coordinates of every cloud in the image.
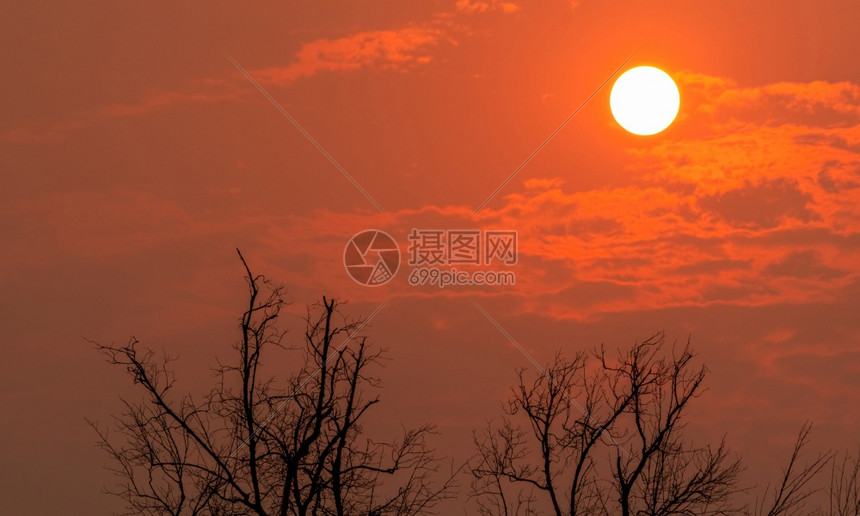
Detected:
[8,65,858,320]
[452,73,860,316]
[764,250,847,280]
[1,0,521,142]
[632,73,860,233]
[0,79,242,143]
[671,258,751,276]
[0,23,448,142]
[717,80,860,123]
[675,72,860,127]
[253,26,450,85]
[698,178,816,229]
[817,159,860,193]
[97,86,242,119]
[455,0,521,14]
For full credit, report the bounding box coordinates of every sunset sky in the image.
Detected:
[2,1,859,513]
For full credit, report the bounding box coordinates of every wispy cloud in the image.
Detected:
[0,79,242,143]
[253,26,450,85]
[7,64,857,320]
[0,0,519,142]
[455,0,521,14]
[480,73,860,315]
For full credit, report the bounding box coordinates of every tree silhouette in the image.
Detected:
[89,251,457,515]
[829,448,860,516]
[470,333,860,516]
[470,334,743,516]
[753,422,831,516]
[89,254,858,515]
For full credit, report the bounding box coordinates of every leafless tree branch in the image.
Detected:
[90,250,458,515]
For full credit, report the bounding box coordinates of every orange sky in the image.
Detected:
[2,1,859,513]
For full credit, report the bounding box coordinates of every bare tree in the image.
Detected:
[470,350,629,515]
[606,335,743,516]
[89,250,457,515]
[752,422,832,516]
[829,448,860,516]
[470,333,743,516]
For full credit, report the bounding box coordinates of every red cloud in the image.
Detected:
[8,69,858,320]
[455,0,521,14]
[453,73,860,316]
[254,27,448,85]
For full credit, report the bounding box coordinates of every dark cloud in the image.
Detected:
[732,227,860,247]
[538,280,637,311]
[700,281,778,302]
[672,258,752,276]
[698,178,816,229]
[764,250,847,280]
[818,160,860,193]
[794,133,860,153]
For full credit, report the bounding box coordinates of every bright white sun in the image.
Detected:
[610,66,680,136]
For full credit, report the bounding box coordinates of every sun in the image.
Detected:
[610,66,680,136]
